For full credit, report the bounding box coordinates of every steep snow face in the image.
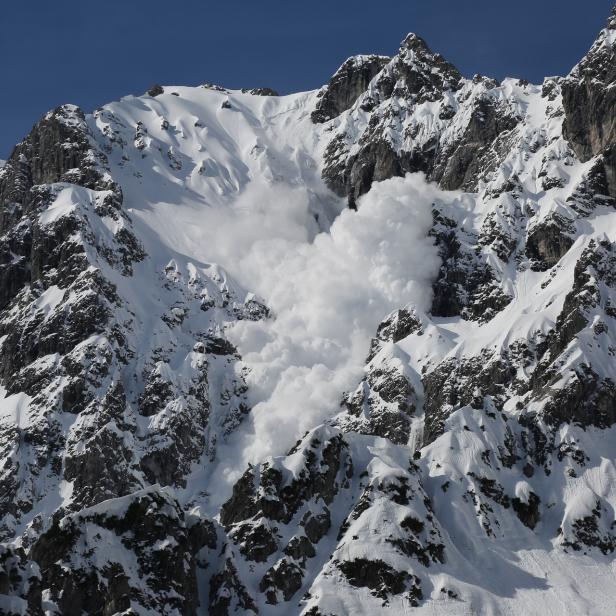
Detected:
[95,87,340,237]
[3,6,616,616]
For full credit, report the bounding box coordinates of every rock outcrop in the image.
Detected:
[312,55,391,123]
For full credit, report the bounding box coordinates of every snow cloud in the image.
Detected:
[204,173,443,497]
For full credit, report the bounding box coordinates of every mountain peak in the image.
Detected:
[397,30,458,73]
[399,32,430,53]
[311,54,390,123]
[390,31,462,101]
[569,4,616,80]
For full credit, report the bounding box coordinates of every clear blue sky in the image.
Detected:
[1,0,614,157]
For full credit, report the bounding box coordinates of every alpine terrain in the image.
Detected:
[3,6,616,616]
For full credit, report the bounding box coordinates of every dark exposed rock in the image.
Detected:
[562,11,616,199]
[392,34,463,103]
[0,105,116,226]
[138,369,175,417]
[304,608,335,616]
[562,12,616,172]
[388,514,445,567]
[531,240,616,428]
[209,557,259,616]
[242,87,280,96]
[204,334,238,356]
[26,489,203,615]
[604,143,616,196]
[325,138,406,209]
[284,534,316,560]
[0,544,41,615]
[221,428,351,527]
[339,354,416,444]
[376,307,423,343]
[259,558,304,604]
[566,157,616,216]
[478,209,519,262]
[303,507,331,544]
[319,36,465,205]
[432,97,519,191]
[147,84,165,97]
[423,352,516,444]
[63,385,141,509]
[430,210,511,322]
[231,522,279,562]
[525,214,574,271]
[542,365,616,428]
[561,499,616,555]
[312,55,390,123]
[319,34,524,206]
[469,473,511,511]
[338,558,422,604]
[512,492,541,529]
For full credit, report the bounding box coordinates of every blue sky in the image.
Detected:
[1,0,614,157]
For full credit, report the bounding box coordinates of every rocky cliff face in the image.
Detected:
[3,6,616,616]
[562,9,616,161]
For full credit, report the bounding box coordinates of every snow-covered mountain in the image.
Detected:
[2,6,616,616]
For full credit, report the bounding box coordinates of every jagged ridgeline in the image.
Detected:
[2,6,616,616]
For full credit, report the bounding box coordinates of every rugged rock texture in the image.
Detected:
[562,9,616,199]
[319,35,522,206]
[562,10,616,159]
[337,346,417,444]
[241,87,280,97]
[312,55,391,123]
[0,100,265,613]
[27,489,206,615]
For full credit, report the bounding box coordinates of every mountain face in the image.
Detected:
[2,7,616,616]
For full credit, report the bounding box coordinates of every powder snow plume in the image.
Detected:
[208,173,442,491]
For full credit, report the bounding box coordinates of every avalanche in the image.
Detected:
[89,86,444,493]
